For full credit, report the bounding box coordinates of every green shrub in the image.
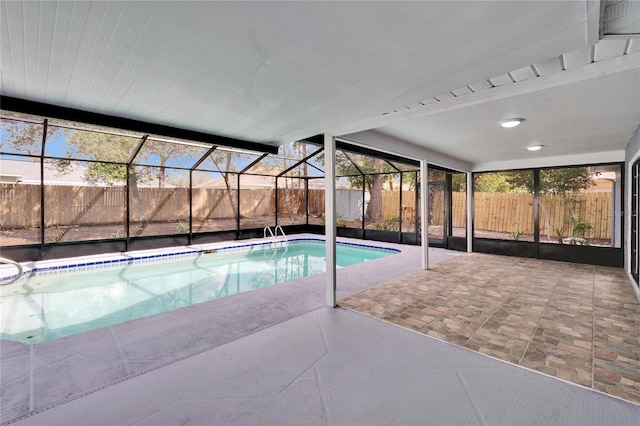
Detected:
[552,225,565,244]
[569,215,592,245]
[509,230,524,241]
[374,217,400,232]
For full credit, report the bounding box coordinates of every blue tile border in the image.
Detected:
[0,238,399,284]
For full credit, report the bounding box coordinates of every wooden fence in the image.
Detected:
[0,184,613,239]
[382,191,611,239]
[0,185,325,228]
[464,192,612,239]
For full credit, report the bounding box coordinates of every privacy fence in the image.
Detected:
[385,191,612,239]
[0,185,613,239]
[471,192,612,239]
[0,184,325,228]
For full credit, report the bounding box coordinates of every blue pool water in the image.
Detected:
[0,240,397,344]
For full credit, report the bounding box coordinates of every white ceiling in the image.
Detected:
[368,64,639,170]
[1,1,639,170]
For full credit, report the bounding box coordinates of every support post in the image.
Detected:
[305,179,309,225]
[420,160,429,269]
[40,119,47,259]
[533,169,540,250]
[325,133,337,307]
[188,170,193,245]
[236,174,241,239]
[125,164,131,252]
[399,173,403,243]
[467,172,473,253]
[275,177,279,227]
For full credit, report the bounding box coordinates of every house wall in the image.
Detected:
[627,126,640,163]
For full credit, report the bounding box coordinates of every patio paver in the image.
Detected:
[339,252,640,404]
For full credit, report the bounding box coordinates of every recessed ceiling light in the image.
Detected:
[527,145,543,151]
[499,118,523,128]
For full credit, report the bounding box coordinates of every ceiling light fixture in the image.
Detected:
[527,145,543,151]
[499,118,524,128]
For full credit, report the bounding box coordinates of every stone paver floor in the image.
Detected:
[339,252,640,404]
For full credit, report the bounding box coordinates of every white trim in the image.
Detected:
[473,150,625,172]
[420,160,429,270]
[467,172,473,253]
[587,0,601,47]
[324,133,337,308]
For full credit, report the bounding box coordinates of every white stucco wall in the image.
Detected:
[626,126,640,162]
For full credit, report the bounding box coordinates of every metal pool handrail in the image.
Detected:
[0,256,24,285]
[264,226,275,240]
[263,226,289,248]
[274,225,288,245]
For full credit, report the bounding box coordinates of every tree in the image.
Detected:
[472,168,593,195]
[474,168,595,240]
[539,167,595,195]
[504,167,594,195]
[205,149,249,221]
[473,172,517,193]
[1,116,43,155]
[503,167,595,222]
[333,153,398,223]
[276,142,313,218]
[2,117,205,227]
[451,173,466,192]
[49,128,152,225]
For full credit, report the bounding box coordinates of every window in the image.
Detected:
[277,177,306,226]
[191,171,238,233]
[474,170,534,242]
[402,171,418,234]
[539,165,620,247]
[128,166,189,237]
[451,172,467,238]
[45,124,141,163]
[1,117,44,156]
[307,178,325,226]
[43,159,126,242]
[239,175,275,229]
[0,154,41,246]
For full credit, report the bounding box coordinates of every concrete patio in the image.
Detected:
[7,307,640,426]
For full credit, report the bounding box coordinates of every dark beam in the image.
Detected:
[336,140,420,168]
[1,96,279,154]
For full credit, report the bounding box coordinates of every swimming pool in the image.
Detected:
[0,239,398,344]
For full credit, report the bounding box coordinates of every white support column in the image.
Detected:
[467,171,473,252]
[420,160,429,269]
[324,133,337,307]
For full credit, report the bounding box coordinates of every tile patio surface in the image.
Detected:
[339,252,640,404]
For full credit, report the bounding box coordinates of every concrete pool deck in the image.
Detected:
[2,237,638,424]
[8,307,639,426]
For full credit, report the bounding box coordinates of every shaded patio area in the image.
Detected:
[339,253,640,404]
